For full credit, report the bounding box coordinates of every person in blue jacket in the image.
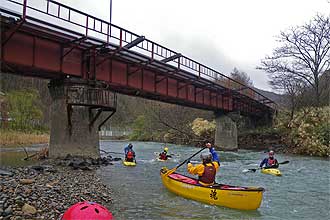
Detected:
[259,150,279,168]
[124,143,135,162]
[206,142,220,165]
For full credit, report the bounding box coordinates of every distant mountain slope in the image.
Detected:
[254,88,283,105]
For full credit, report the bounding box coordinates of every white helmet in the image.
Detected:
[200,152,212,161]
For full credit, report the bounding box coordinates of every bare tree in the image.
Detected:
[258,14,330,106]
[269,73,304,119]
[230,67,254,87]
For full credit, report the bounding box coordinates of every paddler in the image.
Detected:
[159,147,172,160]
[124,143,136,162]
[186,142,220,186]
[259,150,279,169]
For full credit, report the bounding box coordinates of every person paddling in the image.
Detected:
[187,142,220,186]
[124,143,136,162]
[259,150,279,169]
[159,147,172,160]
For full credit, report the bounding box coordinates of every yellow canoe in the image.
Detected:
[160,168,264,210]
[261,168,282,176]
[123,161,136,166]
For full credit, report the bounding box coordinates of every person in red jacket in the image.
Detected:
[159,147,172,160]
[124,143,136,162]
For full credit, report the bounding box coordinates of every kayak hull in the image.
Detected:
[123,161,136,166]
[160,168,264,210]
[157,158,170,162]
[261,168,281,176]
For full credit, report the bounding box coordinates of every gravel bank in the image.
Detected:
[0,160,113,220]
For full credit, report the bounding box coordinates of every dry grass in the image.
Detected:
[0,130,49,148]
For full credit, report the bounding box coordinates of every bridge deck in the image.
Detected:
[0,0,275,117]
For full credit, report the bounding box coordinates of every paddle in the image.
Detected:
[164,147,207,176]
[243,160,290,173]
[100,150,124,155]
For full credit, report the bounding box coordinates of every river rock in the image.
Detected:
[0,169,13,177]
[3,206,12,216]
[19,179,34,184]
[0,160,113,219]
[15,196,24,207]
[29,165,56,173]
[45,183,53,188]
[29,165,44,172]
[22,203,37,215]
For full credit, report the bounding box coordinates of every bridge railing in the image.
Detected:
[1,0,276,110]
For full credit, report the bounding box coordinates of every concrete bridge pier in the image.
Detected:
[214,112,238,151]
[48,79,116,158]
[251,113,273,128]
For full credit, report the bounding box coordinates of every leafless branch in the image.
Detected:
[258,14,330,106]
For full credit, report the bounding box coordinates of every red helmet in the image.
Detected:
[61,201,113,220]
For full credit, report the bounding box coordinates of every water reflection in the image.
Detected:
[0,151,38,167]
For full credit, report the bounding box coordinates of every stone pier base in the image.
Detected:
[214,113,238,151]
[48,80,116,158]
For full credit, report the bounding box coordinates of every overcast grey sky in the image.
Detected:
[59,0,329,90]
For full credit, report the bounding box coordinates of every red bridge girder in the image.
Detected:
[0,0,275,117]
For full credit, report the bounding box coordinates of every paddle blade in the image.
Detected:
[279,160,290,165]
[161,167,177,176]
[242,168,257,173]
[242,169,251,173]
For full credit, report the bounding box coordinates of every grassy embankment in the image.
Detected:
[0,130,49,148]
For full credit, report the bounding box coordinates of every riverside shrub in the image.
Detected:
[286,107,330,157]
[129,115,151,141]
[191,118,215,140]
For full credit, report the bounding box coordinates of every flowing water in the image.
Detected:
[99,140,330,220]
[1,141,329,219]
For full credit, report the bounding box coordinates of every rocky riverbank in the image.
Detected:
[238,132,285,151]
[0,157,115,220]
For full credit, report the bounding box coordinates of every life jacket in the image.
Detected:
[159,152,167,160]
[126,151,134,159]
[267,158,276,166]
[199,163,216,184]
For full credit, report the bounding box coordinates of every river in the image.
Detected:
[0,141,329,219]
[98,140,330,220]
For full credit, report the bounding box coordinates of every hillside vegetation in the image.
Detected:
[275,107,330,157]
